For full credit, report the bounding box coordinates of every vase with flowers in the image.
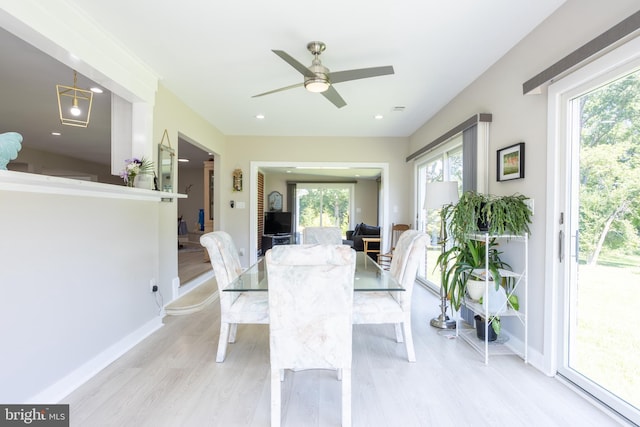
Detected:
[120,157,154,188]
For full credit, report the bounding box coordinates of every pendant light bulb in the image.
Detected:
[70,97,81,116]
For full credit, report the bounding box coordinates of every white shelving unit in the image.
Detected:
[456,233,528,364]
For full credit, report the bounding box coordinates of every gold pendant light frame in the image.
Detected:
[56,70,93,127]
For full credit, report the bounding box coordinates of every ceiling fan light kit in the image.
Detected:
[304,77,330,93]
[253,40,394,108]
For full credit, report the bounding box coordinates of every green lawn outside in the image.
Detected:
[573,254,640,409]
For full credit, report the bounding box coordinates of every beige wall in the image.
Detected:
[225,135,410,264]
[263,171,379,227]
[408,0,640,364]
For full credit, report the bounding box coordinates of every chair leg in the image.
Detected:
[271,368,281,427]
[228,323,238,343]
[341,367,352,427]
[403,320,416,362]
[394,323,404,343]
[216,322,230,363]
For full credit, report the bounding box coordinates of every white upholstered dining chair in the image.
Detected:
[200,231,269,362]
[302,226,343,244]
[266,244,356,427]
[352,230,428,362]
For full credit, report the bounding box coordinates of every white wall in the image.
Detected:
[408,0,640,364]
[0,188,161,402]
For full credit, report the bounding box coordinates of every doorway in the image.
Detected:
[177,136,214,284]
[250,161,389,265]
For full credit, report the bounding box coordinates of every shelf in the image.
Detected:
[462,298,522,318]
[457,323,525,358]
[457,232,528,364]
[0,170,186,201]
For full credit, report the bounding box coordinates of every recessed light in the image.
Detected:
[178,158,190,163]
[51,132,61,136]
[256,114,265,119]
[374,114,384,120]
[90,87,103,94]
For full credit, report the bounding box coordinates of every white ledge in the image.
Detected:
[0,170,187,201]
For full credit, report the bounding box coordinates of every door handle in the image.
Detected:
[559,230,564,262]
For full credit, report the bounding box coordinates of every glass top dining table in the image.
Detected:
[223,251,404,292]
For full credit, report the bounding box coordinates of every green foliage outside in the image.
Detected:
[579,71,640,264]
[297,187,351,236]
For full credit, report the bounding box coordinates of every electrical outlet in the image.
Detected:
[239,248,245,257]
[150,279,158,293]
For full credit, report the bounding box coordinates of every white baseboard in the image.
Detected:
[26,317,164,404]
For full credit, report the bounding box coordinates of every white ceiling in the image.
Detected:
[0,0,565,170]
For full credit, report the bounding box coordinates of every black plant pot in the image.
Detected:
[476,202,490,231]
[474,315,497,341]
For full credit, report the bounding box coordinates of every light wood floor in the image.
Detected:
[63,285,625,427]
[178,243,212,284]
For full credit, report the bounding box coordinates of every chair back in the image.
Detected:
[200,231,243,290]
[266,244,356,371]
[390,223,411,250]
[303,226,343,244]
[388,230,428,307]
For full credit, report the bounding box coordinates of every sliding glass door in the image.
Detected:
[557,57,640,424]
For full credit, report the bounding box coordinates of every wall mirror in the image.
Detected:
[158,131,175,192]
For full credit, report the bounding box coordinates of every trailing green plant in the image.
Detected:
[442,191,533,243]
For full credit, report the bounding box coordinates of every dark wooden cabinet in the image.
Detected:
[262,234,292,253]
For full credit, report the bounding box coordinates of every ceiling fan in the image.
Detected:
[252,41,394,108]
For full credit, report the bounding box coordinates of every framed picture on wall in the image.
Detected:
[497,142,525,181]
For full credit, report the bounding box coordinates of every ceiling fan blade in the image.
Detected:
[329,65,394,84]
[252,82,304,98]
[272,50,316,78]
[321,86,347,108]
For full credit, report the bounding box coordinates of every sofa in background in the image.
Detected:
[343,223,380,252]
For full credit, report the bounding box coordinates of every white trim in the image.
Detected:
[0,170,186,201]
[26,317,163,404]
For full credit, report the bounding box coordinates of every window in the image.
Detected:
[415,135,463,289]
[296,183,354,239]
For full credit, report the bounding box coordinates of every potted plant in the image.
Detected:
[443,191,533,243]
[437,239,513,310]
[437,238,520,339]
[437,190,532,339]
